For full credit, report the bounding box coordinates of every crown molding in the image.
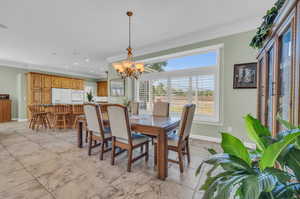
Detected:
[0,59,106,79]
[106,16,260,63]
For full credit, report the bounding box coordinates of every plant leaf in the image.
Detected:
[241,175,261,199]
[260,131,300,171]
[221,132,252,166]
[204,154,252,171]
[276,115,297,129]
[244,114,270,151]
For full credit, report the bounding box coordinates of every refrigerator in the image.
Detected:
[52,88,84,104]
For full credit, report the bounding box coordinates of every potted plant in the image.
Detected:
[86,90,93,102]
[196,115,300,199]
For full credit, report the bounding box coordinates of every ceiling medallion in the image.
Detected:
[112,11,145,79]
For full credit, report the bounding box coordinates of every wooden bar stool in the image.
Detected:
[72,104,84,128]
[28,105,51,130]
[52,104,70,129]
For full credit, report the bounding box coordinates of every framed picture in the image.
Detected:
[110,78,125,96]
[233,62,257,89]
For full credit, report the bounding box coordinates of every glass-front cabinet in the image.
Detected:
[257,1,299,136]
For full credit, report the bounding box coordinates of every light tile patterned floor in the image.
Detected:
[0,122,221,199]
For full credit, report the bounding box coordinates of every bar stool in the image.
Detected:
[28,105,51,130]
[52,104,70,129]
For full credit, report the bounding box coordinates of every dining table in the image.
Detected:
[77,114,180,180]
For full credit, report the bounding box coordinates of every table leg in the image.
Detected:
[77,121,83,148]
[157,129,168,180]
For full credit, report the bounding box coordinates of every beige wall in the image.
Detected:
[108,30,258,142]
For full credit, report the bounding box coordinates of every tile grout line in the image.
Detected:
[0,141,57,199]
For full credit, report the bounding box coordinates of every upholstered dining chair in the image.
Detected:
[131,101,139,115]
[107,104,149,172]
[84,104,112,160]
[153,101,170,117]
[154,104,196,173]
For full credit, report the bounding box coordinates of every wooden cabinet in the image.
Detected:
[52,77,61,88]
[31,73,42,89]
[43,75,52,88]
[27,72,85,118]
[257,0,300,135]
[97,81,108,96]
[42,88,52,104]
[0,100,11,122]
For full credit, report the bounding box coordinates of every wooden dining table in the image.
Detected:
[77,114,180,180]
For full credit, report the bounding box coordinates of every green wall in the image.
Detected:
[108,30,258,142]
[0,65,98,120]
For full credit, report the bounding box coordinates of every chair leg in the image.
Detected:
[127,148,132,172]
[88,132,93,156]
[178,149,184,173]
[186,140,191,164]
[140,145,143,153]
[145,142,149,162]
[85,130,88,143]
[154,143,157,166]
[29,118,33,128]
[63,115,67,129]
[111,138,116,165]
[100,141,104,160]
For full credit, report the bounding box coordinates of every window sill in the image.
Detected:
[193,119,223,126]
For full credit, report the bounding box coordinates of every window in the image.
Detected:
[136,45,221,123]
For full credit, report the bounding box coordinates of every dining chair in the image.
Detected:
[154,104,196,173]
[107,104,149,172]
[84,104,112,160]
[131,101,139,115]
[153,101,170,117]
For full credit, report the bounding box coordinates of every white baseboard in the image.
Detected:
[18,119,28,122]
[12,118,28,122]
[190,134,256,149]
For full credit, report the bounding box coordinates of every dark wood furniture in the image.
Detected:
[77,113,181,180]
[0,94,11,123]
[154,104,195,173]
[84,104,112,160]
[257,0,300,135]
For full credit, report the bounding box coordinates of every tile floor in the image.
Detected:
[0,122,221,199]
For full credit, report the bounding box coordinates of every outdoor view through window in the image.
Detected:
[138,50,219,122]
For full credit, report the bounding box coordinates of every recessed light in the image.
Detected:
[73,62,79,65]
[85,58,90,62]
[0,24,8,29]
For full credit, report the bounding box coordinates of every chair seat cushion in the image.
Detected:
[154,134,179,147]
[116,133,149,146]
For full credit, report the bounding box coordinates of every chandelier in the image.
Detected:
[112,11,145,79]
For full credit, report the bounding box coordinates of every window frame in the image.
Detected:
[135,44,223,124]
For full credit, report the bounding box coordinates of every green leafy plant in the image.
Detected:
[86,90,93,102]
[196,114,300,199]
[250,0,286,49]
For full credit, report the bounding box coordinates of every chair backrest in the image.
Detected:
[72,104,84,114]
[131,102,139,115]
[84,104,106,139]
[106,104,132,144]
[153,101,169,117]
[54,104,70,113]
[28,104,44,114]
[178,104,196,143]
